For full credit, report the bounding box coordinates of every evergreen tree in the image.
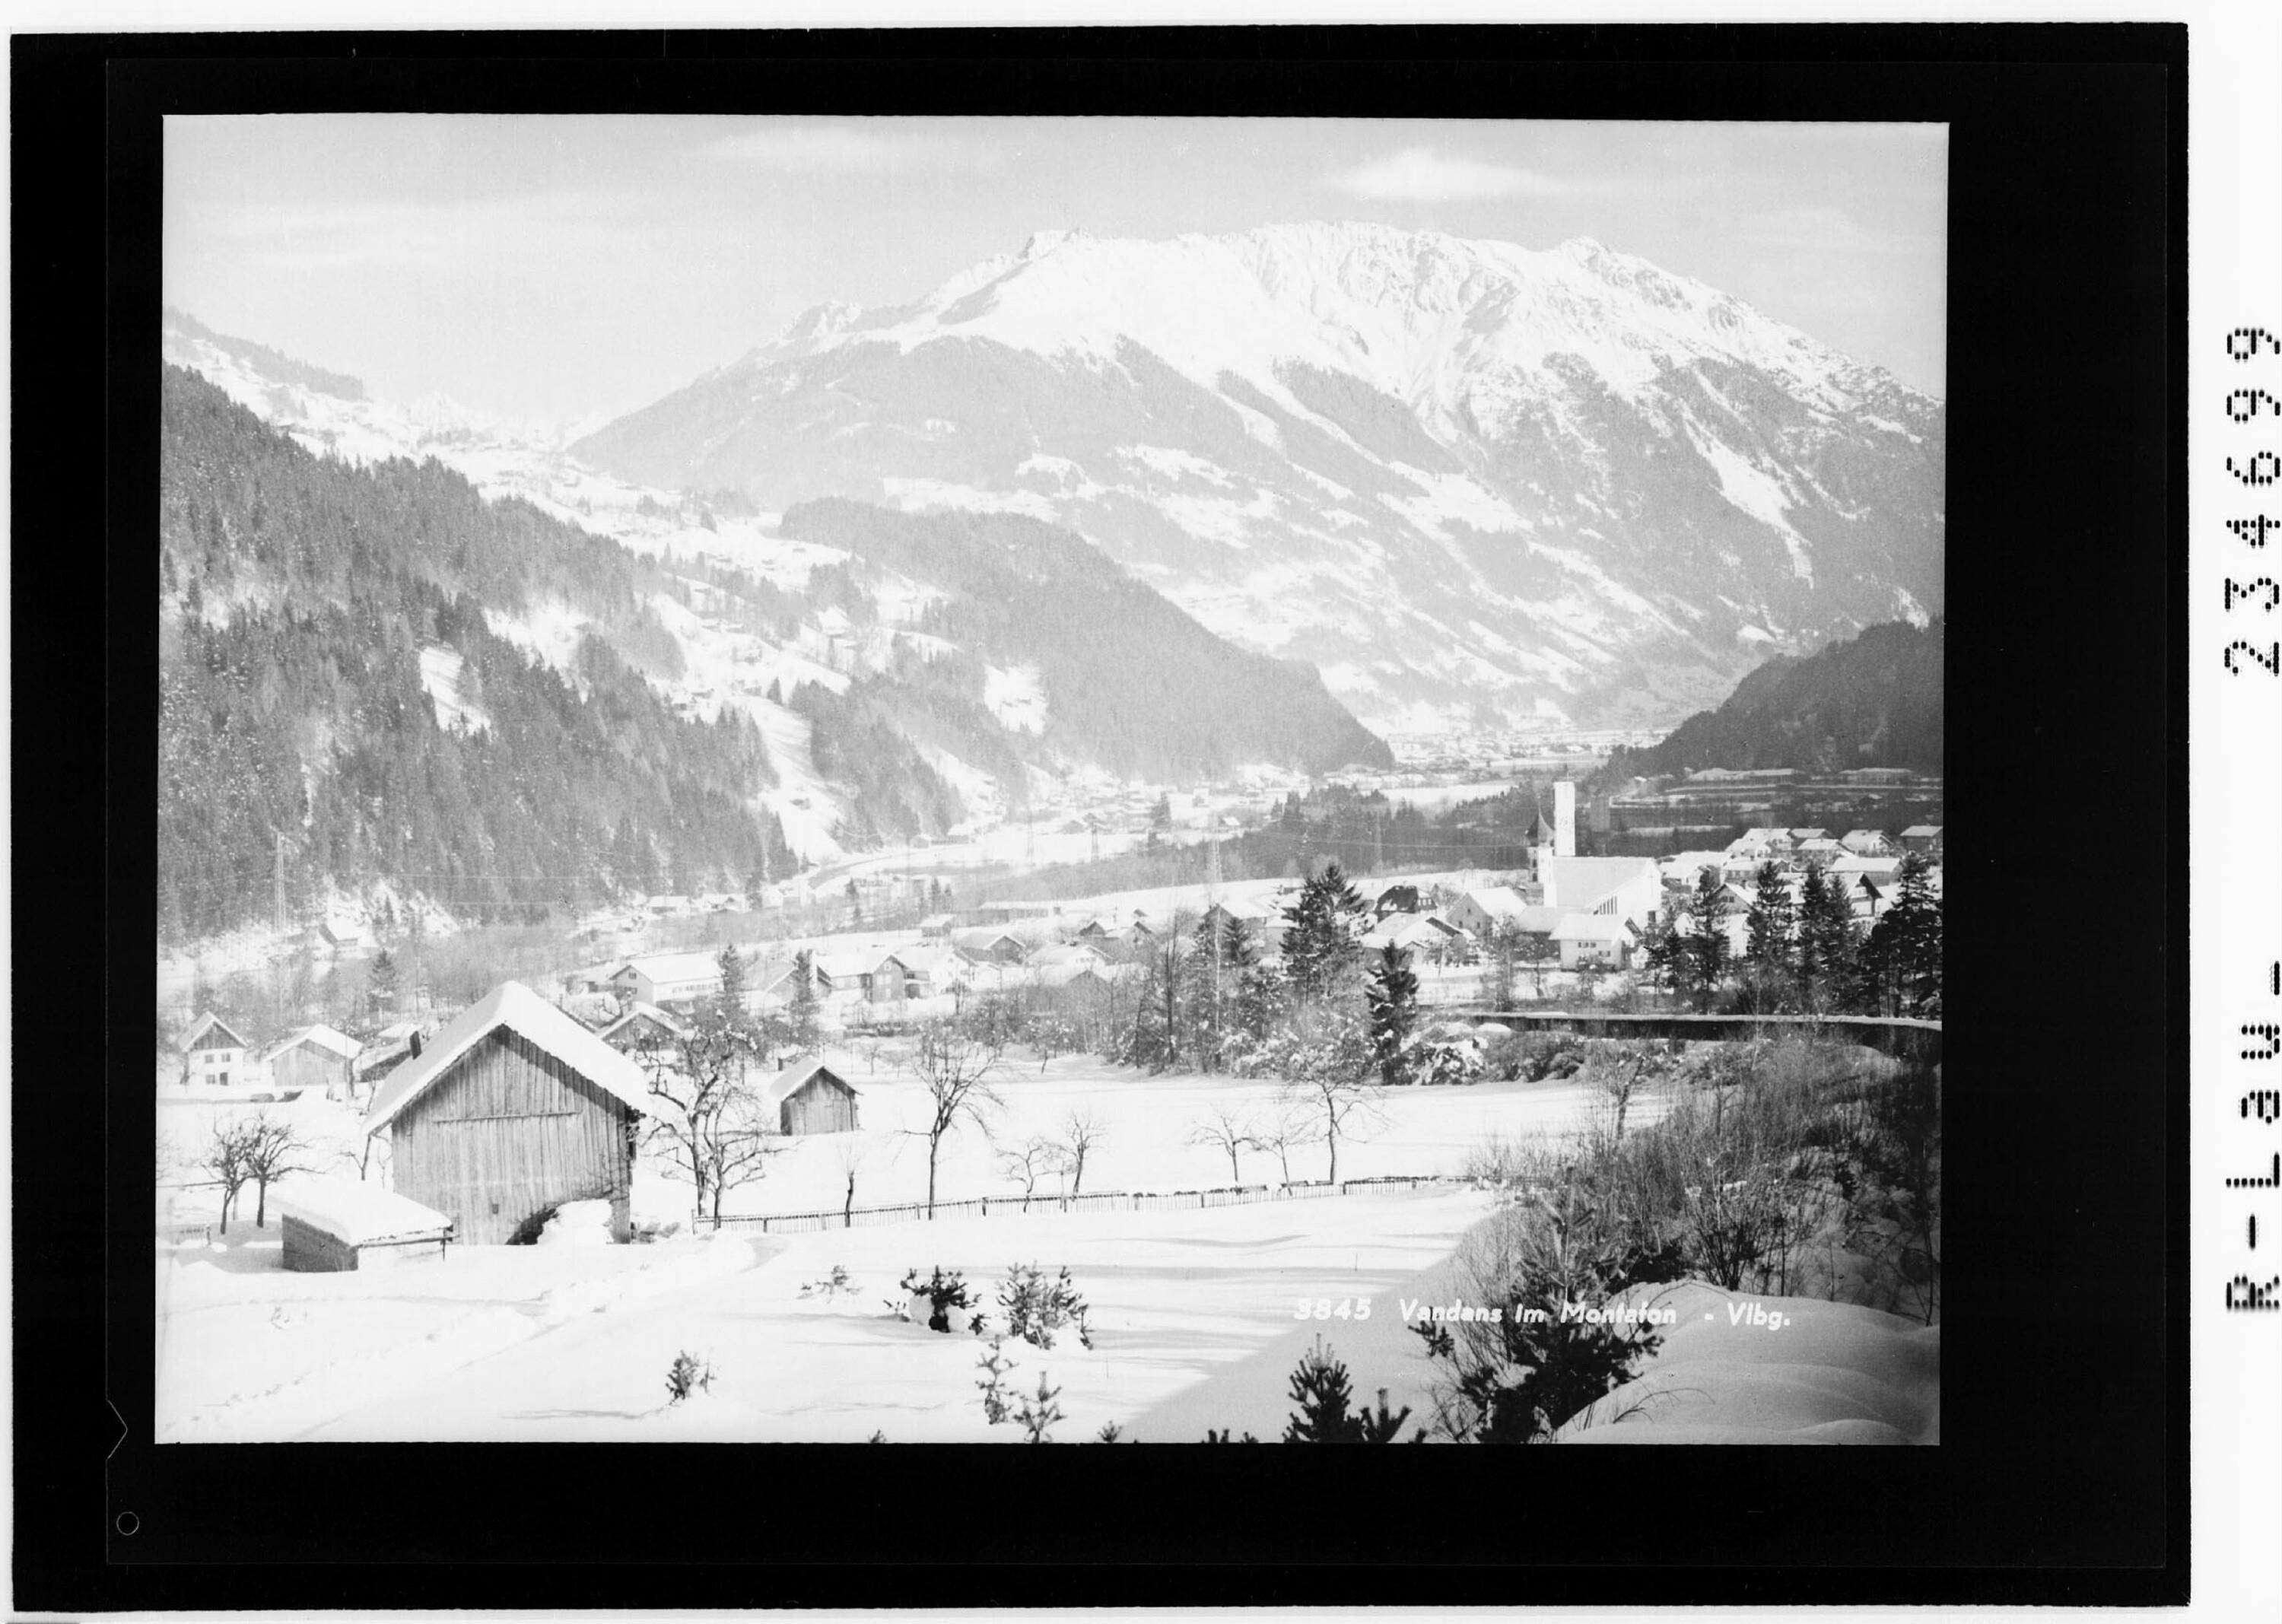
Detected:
[1742,860,1795,1012]
[714,942,749,1028]
[1855,850,1942,1016]
[1680,867,1731,1012]
[1365,942,1420,1087]
[1796,863,1860,1013]
[786,949,822,1053]
[1280,860,1370,1004]
[1283,1336,1364,1443]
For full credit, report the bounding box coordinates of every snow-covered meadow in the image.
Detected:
[153,1054,1646,1442]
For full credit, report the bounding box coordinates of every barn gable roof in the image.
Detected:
[178,1011,249,1053]
[597,1002,688,1044]
[256,1023,365,1064]
[364,980,652,1134]
[758,1058,859,1108]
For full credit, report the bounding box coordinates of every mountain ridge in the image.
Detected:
[572,220,1944,736]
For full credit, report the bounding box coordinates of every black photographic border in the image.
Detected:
[14,19,2184,1610]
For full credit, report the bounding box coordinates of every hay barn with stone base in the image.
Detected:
[363,982,652,1245]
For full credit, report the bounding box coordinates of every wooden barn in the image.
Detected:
[759,1059,860,1136]
[256,1024,364,1101]
[362,981,653,1245]
[596,1001,688,1058]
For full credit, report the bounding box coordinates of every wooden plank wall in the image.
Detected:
[783,1074,858,1136]
[391,1028,635,1244]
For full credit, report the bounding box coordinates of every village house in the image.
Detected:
[1839,829,1896,857]
[757,1059,861,1136]
[814,949,911,1005]
[1028,940,1114,974]
[891,943,968,1000]
[596,1001,688,1057]
[1360,912,1468,957]
[255,1024,364,1101]
[1370,884,1422,919]
[1200,895,1286,952]
[363,981,652,1246]
[949,926,1027,965]
[919,913,958,938]
[609,951,727,1011]
[177,1012,252,1090]
[1900,824,1944,856]
[1445,885,1530,942]
[318,916,367,951]
[354,1017,439,1096]
[1552,913,1637,971]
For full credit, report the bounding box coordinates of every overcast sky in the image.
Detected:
[166,116,1947,428]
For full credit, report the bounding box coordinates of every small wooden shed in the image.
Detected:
[258,1024,365,1101]
[279,1180,455,1272]
[760,1059,860,1136]
[363,981,653,1245]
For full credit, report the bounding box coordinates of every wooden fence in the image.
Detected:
[698,1173,1464,1235]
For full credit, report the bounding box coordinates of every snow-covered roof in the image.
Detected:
[364,980,653,1134]
[615,950,729,986]
[1901,824,1944,837]
[259,1023,364,1063]
[1459,885,1529,917]
[1553,913,1632,942]
[598,1002,688,1044]
[815,950,898,981]
[177,1011,249,1053]
[278,1177,453,1246]
[758,1058,859,1108]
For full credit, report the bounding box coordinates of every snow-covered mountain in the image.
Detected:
[573,222,1944,734]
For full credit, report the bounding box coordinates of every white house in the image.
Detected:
[1552,914,1636,970]
[610,951,728,1009]
[1839,829,1895,857]
[177,1011,251,1089]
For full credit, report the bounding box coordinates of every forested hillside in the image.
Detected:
[779,500,1393,781]
[1597,619,1945,784]
[157,364,794,943]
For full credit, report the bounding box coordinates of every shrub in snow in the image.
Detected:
[1281,1336,1413,1444]
[1095,1423,1124,1443]
[999,1263,1094,1351]
[1013,1371,1063,1444]
[975,1335,1016,1425]
[898,1266,987,1334]
[799,1264,855,1300]
[630,1217,682,1245]
[665,1349,715,1405]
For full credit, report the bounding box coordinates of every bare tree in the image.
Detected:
[1187,1104,1259,1183]
[1272,1002,1383,1185]
[638,1005,783,1223]
[198,1117,254,1228]
[1054,1108,1105,1195]
[998,1136,1067,1212]
[238,1111,316,1228]
[907,1018,1005,1217]
[1250,1097,1324,1186]
[835,1136,866,1227]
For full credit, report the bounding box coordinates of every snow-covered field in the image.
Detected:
[153,1056,1661,1442]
